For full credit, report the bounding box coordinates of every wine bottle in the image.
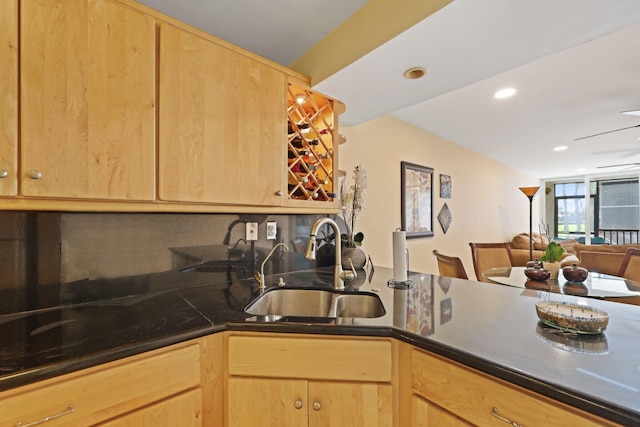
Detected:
[288,171,310,183]
[301,127,330,140]
[289,136,318,148]
[289,163,303,173]
[288,148,309,159]
[288,184,309,199]
[289,136,304,149]
[288,121,310,134]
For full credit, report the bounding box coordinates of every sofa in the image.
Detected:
[574,243,640,276]
[508,233,579,267]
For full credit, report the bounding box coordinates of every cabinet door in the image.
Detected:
[20,0,156,200]
[96,388,202,427]
[0,342,201,426]
[412,395,472,427]
[228,377,307,427]
[411,347,613,427]
[0,0,17,196]
[158,23,285,206]
[309,381,392,427]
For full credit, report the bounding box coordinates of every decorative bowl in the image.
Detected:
[524,266,551,281]
[562,263,588,282]
[526,259,542,268]
[535,301,608,334]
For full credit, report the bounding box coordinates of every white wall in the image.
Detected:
[339,116,539,279]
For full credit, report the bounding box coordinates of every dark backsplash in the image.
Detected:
[0,212,334,314]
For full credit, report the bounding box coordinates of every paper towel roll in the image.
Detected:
[393,231,407,282]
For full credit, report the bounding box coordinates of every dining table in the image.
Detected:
[483,266,640,300]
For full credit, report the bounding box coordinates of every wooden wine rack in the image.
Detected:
[286,83,343,203]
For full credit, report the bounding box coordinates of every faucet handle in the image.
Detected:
[340,258,358,281]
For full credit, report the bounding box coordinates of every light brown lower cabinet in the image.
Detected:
[228,377,392,427]
[0,332,625,427]
[226,333,393,427]
[96,388,203,427]
[0,339,203,426]
[407,344,618,427]
[412,394,473,427]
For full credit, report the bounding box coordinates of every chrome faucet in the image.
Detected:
[305,218,356,290]
[257,243,289,292]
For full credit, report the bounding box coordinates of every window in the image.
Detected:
[553,179,639,244]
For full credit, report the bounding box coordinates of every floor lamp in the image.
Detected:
[519,186,540,261]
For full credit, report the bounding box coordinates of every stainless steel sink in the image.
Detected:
[244,287,386,319]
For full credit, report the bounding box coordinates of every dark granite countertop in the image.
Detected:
[1,265,639,426]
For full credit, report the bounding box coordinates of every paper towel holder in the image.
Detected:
[389,228,412,288]
[387,278,413,289]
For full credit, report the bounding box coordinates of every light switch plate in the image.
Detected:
[245,222,258,241]
[266,221,277,240]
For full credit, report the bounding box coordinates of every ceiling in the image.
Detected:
[138,0,640,180]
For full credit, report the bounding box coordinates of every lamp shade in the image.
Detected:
[519,186,540,198]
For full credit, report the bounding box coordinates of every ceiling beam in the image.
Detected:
[289,0,453,85]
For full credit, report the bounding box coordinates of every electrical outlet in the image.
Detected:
[245,222,258,241]
[266,221,277,240]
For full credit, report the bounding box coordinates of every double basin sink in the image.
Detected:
[245,287,386,319]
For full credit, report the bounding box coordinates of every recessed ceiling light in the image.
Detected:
[403,67,427,80]
[621,110,640,116]
[554,146,568,151]
[494,88,516,99]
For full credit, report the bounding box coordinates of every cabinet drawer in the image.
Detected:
[96,388,203,427]
[228,335,391,382]
[0,342,201,426]
[411,348,616,427]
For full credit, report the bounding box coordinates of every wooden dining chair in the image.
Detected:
[617,247,640,283]
[432,250,468,279]
[469,242,515,283]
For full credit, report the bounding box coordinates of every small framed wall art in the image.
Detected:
[438,203,452,234]
[440,174,451,198]
[401,161,434,238]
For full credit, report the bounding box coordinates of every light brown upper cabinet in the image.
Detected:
[158,23,285,206]
[20,0,156,200]
[0,0,18,196]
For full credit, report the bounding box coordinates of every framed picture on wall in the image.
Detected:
[401,161,434,238]
[440,174,452,198]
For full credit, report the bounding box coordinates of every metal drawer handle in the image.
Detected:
[16,404,76,427]
[294,398,303,409]
[0,169,8,178]
[491,407,523,427]
[27,170,42,180]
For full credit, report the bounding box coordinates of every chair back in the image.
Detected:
[617,247,640,283]
[432,250,468,279]
[469,242,514,282]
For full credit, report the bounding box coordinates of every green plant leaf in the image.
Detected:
[541,241,564,262]
[341,232,364,247]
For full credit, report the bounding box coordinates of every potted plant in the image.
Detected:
[339,165,368,269]
[541,241,564,279]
